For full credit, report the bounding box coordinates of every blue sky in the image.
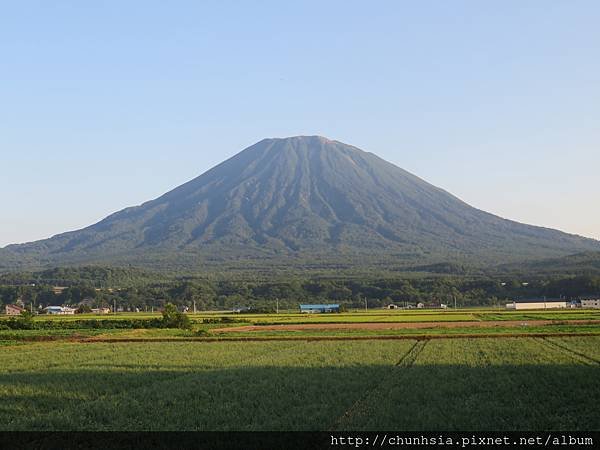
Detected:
[1,1,599,247]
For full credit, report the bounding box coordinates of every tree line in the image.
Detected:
[1,271,599,312]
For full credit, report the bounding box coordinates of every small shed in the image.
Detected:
[5,304,25,316]
[299,304,340,314]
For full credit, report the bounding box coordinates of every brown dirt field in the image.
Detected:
[212,319,600,333]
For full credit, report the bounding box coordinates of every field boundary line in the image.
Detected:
[328,340,428,431]
[535,337,600,365]
[3,332,600,345]
[80,332,600,342]
[212,319,600,333]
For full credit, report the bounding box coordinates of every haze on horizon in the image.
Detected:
[1,1,599,248]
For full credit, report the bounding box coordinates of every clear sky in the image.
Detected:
[1,1,599,247]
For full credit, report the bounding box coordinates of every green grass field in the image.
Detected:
[1,307,600,343]
[3,307,600,326]
[1,336,599,431]
[2,308,599,431]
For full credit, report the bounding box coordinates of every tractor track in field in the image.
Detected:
[535,337,600,365]
[329,340,428,430]
[395,340,428,366]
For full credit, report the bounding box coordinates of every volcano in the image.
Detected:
[2,136,598,271]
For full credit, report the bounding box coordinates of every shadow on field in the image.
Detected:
[1,363,599,431]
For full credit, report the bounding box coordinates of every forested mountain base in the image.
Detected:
[1,266,599,312]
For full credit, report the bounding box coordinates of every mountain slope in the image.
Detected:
[2,136,599,271]
[498,251,600,276]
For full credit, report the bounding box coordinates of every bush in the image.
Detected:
[201,316,241,324]
[1,306,192,331]
[14,318,162,330]
[161,303,191,329]
[6,310,36,330]
[76,305,92,314]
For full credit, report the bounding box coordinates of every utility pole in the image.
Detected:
[453,295,457,310]
[113,299,116,314]
[276,298,279,314]
[193,300,197,314]
[364,297,368,312]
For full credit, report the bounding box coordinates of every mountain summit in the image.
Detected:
[2,136,599,271]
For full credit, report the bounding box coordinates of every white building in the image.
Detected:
[44,306,76,315]
[506,300,567,310]
[581,298,600,309]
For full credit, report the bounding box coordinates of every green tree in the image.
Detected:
[161,303,191,329]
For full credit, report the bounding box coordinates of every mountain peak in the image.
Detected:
[259,135,341,150]
[268,135,334,142]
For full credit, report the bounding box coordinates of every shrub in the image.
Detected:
[6,310,36,330]
[161,303,191,329]
[202,317,241,324]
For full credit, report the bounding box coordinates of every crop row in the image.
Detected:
[1,337,599,430]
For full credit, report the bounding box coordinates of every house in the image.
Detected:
[506,299,567,310]
[5,304,26,315]
[44,306,76,315]
[385,304,399,309]
[91,307,111,314]
[416,302,425,309]
[581,298,600,309]
[299,304,340,313]
[52,286,67,295]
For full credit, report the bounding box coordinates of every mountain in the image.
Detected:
[1,136,599,272]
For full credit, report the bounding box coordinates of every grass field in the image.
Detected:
[1,336,599,431]
[1,307,600,342]
[3,307,600,326]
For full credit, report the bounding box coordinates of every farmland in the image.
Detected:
[2,307,600,342]
[4,307,600,325]
[2,308,600,431]
[1,337,599,430]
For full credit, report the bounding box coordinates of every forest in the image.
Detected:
[1,266,599,312]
